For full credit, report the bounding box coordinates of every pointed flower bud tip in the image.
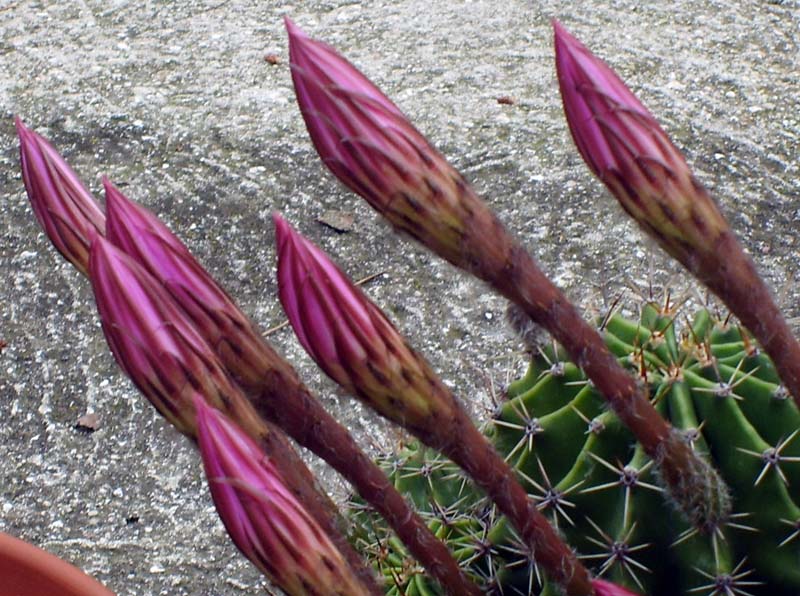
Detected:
[273,212,371,373]
[553,20,657,179]
[104,179,234,324]
[194,396,369,596]
[274,214,456,434]
[553,21,728,259]
[286,19,404,125]
[106,183,277,392]
[89,236,228,435]
[591,578,642,596]
[283,16,301,39]
[16,118,106,276]
[104,177,184,255]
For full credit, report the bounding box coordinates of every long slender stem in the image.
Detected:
[498,257,732,529]
[696,232,800,409]
[505,253,673,453]
[450,200,729,530]
[304,409,481,596]
[442,413,595,596]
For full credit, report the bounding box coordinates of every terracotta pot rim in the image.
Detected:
[0,530,116,596]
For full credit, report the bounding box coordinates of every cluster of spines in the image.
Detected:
[349,301,800,595]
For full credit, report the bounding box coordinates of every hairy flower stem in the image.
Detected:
[693,232,800,409]
[273,216,596,594]
[442,412,595,596]
[286,14,728,531]
[86,233,374,590]
[442,189,729,530]
[236,344,481,596]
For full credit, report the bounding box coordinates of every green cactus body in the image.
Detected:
[349,303,800,595]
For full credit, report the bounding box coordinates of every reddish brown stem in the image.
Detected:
[504,250,726,523]
[439,411,594,595]
[262,381,480,596]
[248,289,591,593]
[697,232,800,410]
[453,204,728,529]
[464,210,667,450]
[307,420,480,596]
[504,252,672,453]
[495,260,729,528]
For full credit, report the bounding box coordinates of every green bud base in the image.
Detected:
[349,302,800,595]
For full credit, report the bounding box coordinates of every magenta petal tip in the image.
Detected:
[591,578,642,596]
[17,122,106,275]
[195,392,369,595]
[283,15,301,36]
[272,211,289,239]
[14,115,27,135]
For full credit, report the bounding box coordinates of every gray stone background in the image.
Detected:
[1,0,798,594]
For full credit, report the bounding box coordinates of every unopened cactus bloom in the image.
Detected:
[553,20,728,263]
[286,18,489,268]
[274,213,458,436]
[102,178,229,320]
[194,396,370,596]
[103,177,187,257]
[88,235,236,435]
[104,179,222,314]
[16,118,105,276]
[104,178,308,395]
[592,579,641,596]
[103,179,260,363]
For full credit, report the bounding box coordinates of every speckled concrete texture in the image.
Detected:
[1,1,798,594]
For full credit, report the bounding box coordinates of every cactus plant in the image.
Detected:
[347,297,800,595]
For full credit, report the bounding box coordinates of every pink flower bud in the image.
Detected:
[104,188,459,595]
[274,213,458,437]
[553,20,728,263]
[286,19,486,268]
[88,235,237,435]
[194,396,369,596]
[16,118,106,276]
[103,177,186,257]
[103,179,290,391]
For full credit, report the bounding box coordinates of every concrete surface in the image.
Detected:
[1,0,798,594]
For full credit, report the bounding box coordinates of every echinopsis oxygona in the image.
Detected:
[13,15,799,596]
